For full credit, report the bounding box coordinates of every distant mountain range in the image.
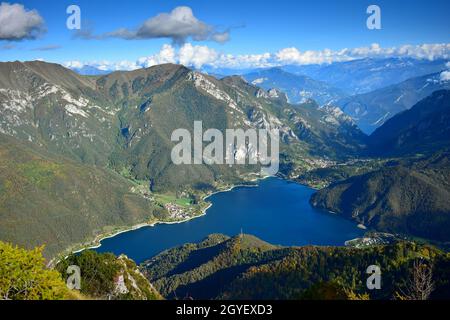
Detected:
[243,67,347,105]
[201,58,449,133]
[283,57,448,95]
[368,90,450,156]
[336,72,450,133]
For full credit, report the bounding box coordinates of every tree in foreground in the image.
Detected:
[0,241,68,300]
[396,259,435,300]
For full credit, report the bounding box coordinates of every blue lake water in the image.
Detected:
[94,177,364,264]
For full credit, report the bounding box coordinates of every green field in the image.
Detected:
[153,193,193,208]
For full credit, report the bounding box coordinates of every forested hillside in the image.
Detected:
[0,133,166,258]
[310,150,450,242]
[143,234,450,300]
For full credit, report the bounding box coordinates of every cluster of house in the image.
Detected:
[164,203,190,220]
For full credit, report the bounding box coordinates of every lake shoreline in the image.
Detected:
[55,174,362,266]
[55,175,271,265]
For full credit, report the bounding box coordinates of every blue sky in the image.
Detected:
[0,0,449,69]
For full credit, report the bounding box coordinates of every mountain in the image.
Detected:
[0,60,117,165]
[336,72,450,133]
[283,57,448,95]
[142,233,450,300]
[310,150,450,243]
[243,68,347,105]
[368,90,450,156]
[0,61,367,257]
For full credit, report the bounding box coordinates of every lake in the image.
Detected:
[94,177,364,263]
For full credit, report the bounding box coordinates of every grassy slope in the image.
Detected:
[0,133,166,258]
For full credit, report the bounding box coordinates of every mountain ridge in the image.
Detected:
[367,89,450,156]
[336,72,450,133]
[142,233,450,300]
[243,67,347,105]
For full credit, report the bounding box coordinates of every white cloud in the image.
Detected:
[64,59,140,72]
[210,31,230,43]
[386,43,450,60]
[65,42,450,73]
[275,47,348,65]
[0,2,45,40]
[64,60,84,69]
[110,60,140,71]
[440,71,450,81]
[135,7,209,43]
[178,43,218,69]
[137,44,177,67]
[214,52,274,69]
[275,43,450,65]
[79,6,229,44]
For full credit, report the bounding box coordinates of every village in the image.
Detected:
[164,203,192,220]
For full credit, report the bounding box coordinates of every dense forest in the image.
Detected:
[143,234,450,300]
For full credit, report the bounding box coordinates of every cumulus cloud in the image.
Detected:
[440,61,450,82]
[78,6,229,45]
[64,60,84,69]
[275,47,346,65]
[65,42,450,73]
[440,70,450,82]
[210,30,230,43]
[275,43,450,65]
[137,44,177,67]
[64,59,140,72]
[0,2,45,40]
[178,43,218,69]
[213,52,274,69]
[135,44,272,70]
